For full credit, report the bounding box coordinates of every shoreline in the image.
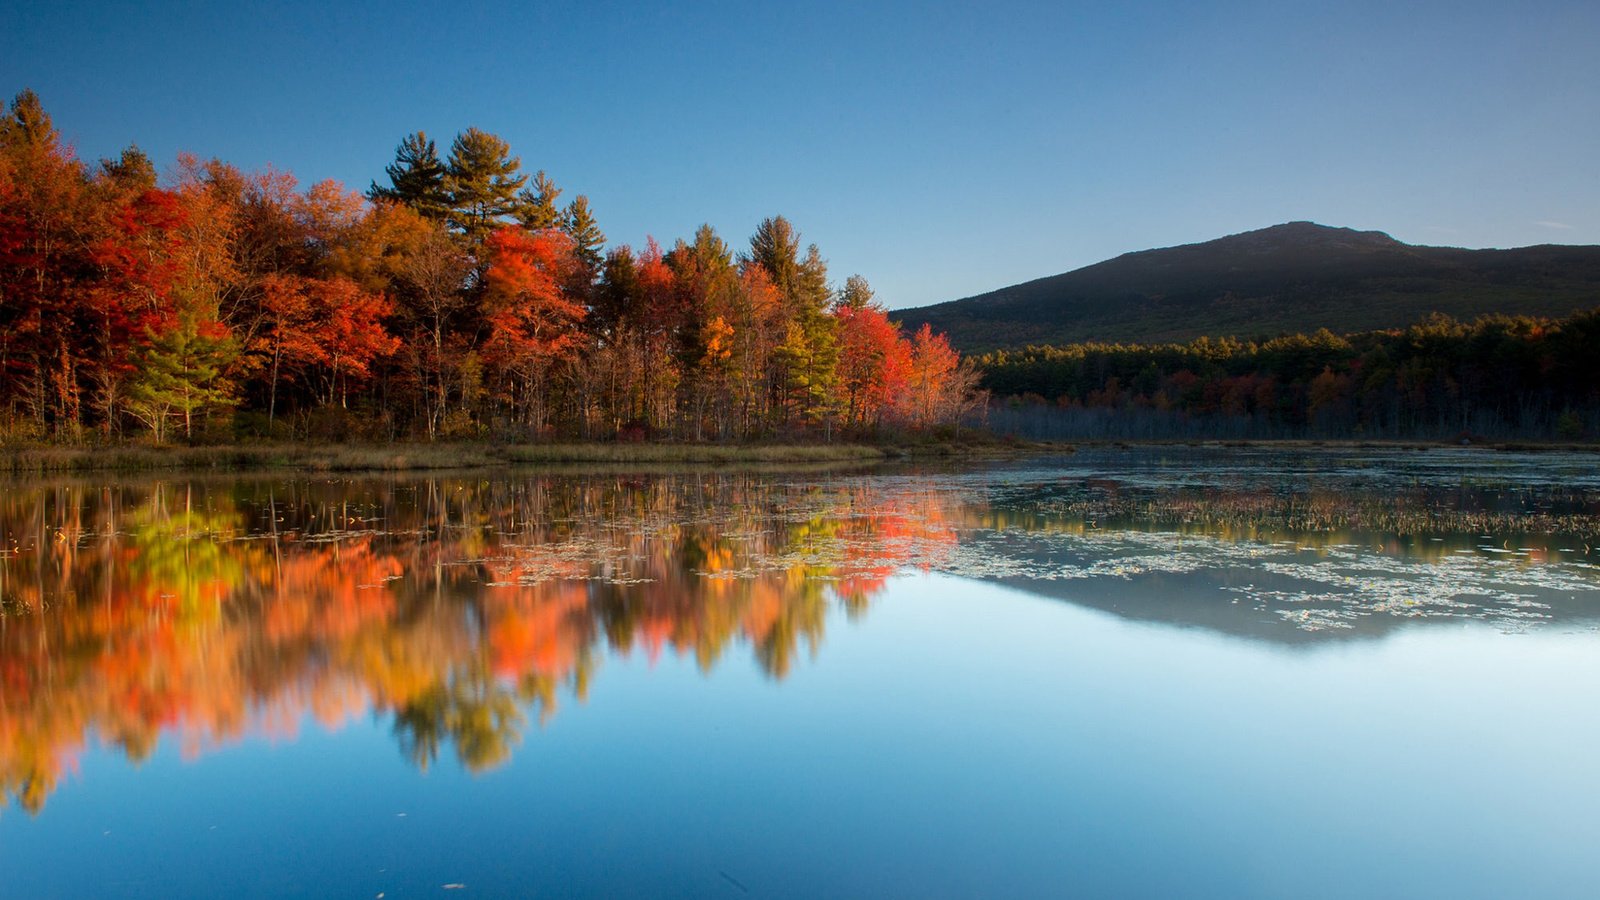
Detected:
[0,440,1019,475]
[2,435,1595,475]
[1059,438,1600,453]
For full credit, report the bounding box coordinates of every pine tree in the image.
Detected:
[125,307,237,442]
[837,274,875,312]
[368,132,449,220]
[563,194,605,271]
[515,170,563,231]
[796,244,832,314]
[0,89,60,155]
[744,217,840,431]
[443,128,528,243]
[668,225,736,367]
[747,216,801,299]
[99,146,157,192]
[594,245,639,335]
[794,244,840,430]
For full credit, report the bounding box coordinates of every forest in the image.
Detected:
[0,91,982,445]
[980,309,1600,441]
[10,84,1598,450]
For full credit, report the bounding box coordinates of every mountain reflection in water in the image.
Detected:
[3,450,1599,815]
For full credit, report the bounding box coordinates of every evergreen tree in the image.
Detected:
[443,128,528,243]
[796,244,832,314]
[563,194,605,271]
[837,274,875,312]
[99,146,158,192]
[667,225,737,373]
[125,307,237,442]
[744,217,840,429]
[747,215,801,299]
[515,170,563,231]
[686,223,733,272]
[793,244,840,428]
[594,245,639,336]
[368,132,449,220]
[0,89,60,154]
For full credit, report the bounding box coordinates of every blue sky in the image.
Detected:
[4,0,1596,308]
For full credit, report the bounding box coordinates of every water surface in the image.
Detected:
[3,447,1599,897]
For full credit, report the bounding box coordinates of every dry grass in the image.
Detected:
[0,441,901,474]
[501,443,889,464]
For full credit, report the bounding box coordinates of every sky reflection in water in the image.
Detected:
[2,448,1599,897]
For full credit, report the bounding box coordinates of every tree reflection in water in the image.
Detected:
[0,473,959,812]
[5,461,1597,814]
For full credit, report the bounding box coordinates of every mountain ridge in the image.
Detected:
[898,222,1600,352]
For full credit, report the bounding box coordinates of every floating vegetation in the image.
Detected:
[912,447,1600,636]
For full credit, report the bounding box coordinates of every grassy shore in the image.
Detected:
[0,441,935,474]
[11,434,1582,475]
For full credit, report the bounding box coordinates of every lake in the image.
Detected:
[3,447,1600,897]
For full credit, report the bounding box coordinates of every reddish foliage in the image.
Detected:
[482,227,586,368]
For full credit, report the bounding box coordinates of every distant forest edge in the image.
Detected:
[979,308,1600,442]
[0,91,981,446]
[898,221,1600,352]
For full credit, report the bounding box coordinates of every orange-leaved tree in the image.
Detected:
[482,227,586,432]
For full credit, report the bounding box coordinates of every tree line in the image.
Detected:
[980,310,1600,440]
[0,90,982,444]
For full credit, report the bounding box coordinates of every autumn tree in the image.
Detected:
[386,214,472,438]
[85,184,189,434]
[169,156,309,393]
[0,94,984,444]
[833,276,911,430]
[0,89,102,436]
[307,277,399,409]
[729,264,785,434]
[669,225,742,437]
[99,146,158,191]
[255,273,396,421]
[481,228,586,432]
[902,324,982,429]
[631,238,683,432]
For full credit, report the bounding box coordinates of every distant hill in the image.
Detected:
[897,222,1600,352]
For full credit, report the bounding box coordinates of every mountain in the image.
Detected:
[897,222,1600,352]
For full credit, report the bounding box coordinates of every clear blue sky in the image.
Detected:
[4,0,1597,309]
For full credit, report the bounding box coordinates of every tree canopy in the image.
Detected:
[0,92,981,445]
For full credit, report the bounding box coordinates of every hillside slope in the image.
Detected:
[898,222,1600,351]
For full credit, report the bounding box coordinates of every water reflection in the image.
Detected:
[0,474,958,813]
[3,452,1600,815]
[957,449,1600,641]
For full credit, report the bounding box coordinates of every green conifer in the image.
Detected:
[563,195,606,270]
[443,128,528,243]
[368,132,450,220]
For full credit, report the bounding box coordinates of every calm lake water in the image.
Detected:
[3,447,1600,897]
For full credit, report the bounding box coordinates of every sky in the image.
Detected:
[3,0,1597,309]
